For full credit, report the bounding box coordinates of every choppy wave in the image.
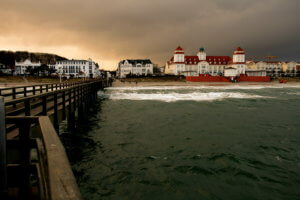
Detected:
[105,92,267,102]
[286,92,300,95]
[107,84,300,91]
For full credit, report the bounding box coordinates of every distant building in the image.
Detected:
[117,59,153,78]
[55,59,100,78]
[15,59,41,75]
[165,46,246,77]
[245,69,267,77]
[246,61,298,77]
[158,66,165,73]
[0,63,11,74]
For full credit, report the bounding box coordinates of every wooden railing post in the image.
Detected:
[53,93,58,130]
[0,97,7,198]
[51,84,54,91]
[12,88,17,108]
[77,86,80,108]
[42,96,47,116]
[24,87,27,97]
[46,84,49,92]
[68,89,74,129]
[12,88,16,100]
[18,120,32,197]
[73,88,77,110]
[62,91,66,120]
[78,86,84,118]
[24,100,31,116]
[33,86,36,95]
[40,85,43,94]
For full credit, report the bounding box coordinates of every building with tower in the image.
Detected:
[165,46,246,77]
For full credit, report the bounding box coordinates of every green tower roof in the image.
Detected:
[199,47,205,52]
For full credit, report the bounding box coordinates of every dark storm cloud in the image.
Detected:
[0,0,300,68]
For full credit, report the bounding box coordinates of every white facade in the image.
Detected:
[248,61,298,77]
[15,59,41,75]
[224,68,238,79]
[230,47,246,76]
[117,59,153,78]
[55,59,99,78]
[165,46,246,77]
[246,69,267,76]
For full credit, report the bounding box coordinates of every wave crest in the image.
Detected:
[105,92,267,102]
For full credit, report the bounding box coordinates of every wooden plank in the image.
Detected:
[38,116,82,200]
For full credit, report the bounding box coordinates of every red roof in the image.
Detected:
[206,56,231,65]
[185,56,200,64]
[235,47,244,51]
[175,46,183,51]
[168,55,232,65]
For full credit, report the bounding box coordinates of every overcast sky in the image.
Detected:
[0,0,299,70]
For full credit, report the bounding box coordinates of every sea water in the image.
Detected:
[60,85,300,200]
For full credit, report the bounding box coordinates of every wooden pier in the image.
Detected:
[0,78,112,200]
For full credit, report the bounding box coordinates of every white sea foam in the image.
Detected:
[106,92,267,102]
[106,84,300,91]
[286,92,300,95]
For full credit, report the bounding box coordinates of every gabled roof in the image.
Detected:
[121,59,152,65]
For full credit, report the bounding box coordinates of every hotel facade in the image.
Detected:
[165,46,299,77]
[165,46,247,77]
[55,59,100,78]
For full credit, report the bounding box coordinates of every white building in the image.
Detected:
[247,61,298,77]
[165,46,246,77]
[117,59,153,78]
[15,59,41,75]
[55,58,100,78]
[0,63,11,74]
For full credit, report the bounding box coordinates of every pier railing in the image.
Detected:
[4,79,109,136]
[0,78,113,199]
[4,116,82,200]
[0,79,99,101]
